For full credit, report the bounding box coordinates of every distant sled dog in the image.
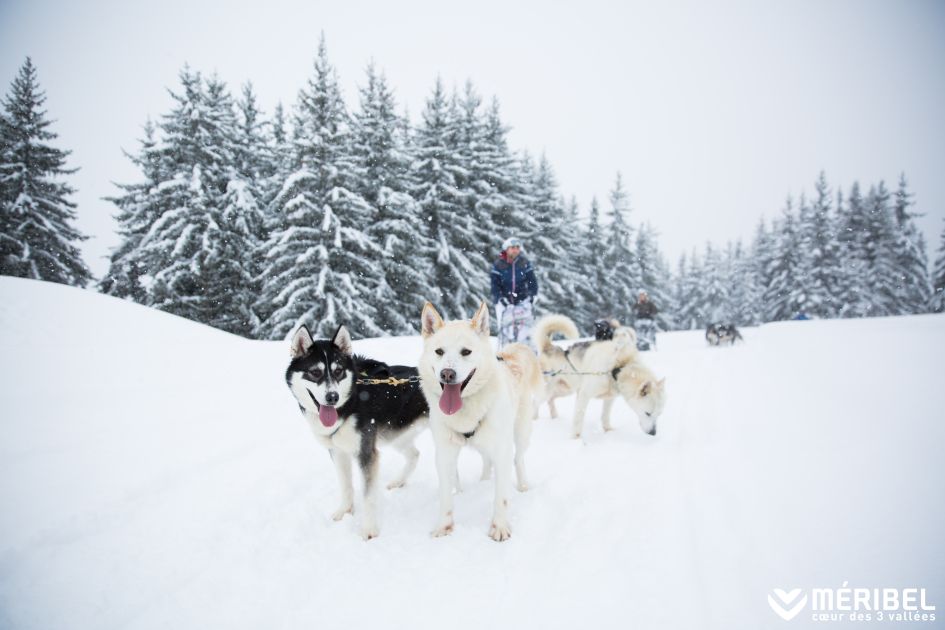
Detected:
[418,301,543,542]
[594,318,622,341]
[705,323,743,346]
[286,325,428,540]
[535,315,666,438]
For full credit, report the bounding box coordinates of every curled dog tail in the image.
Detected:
[496,343,543,390]
[532,314,580,354]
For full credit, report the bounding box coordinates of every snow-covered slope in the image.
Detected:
[1,276,943,629]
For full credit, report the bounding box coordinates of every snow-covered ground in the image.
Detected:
[1,276,943,629]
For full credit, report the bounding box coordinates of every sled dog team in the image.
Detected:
[285,301,666,542]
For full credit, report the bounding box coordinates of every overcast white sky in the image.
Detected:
[2,0,944,278]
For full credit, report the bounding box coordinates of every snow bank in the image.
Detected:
[1,277,942,629]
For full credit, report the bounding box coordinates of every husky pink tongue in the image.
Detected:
[318,405,338,427]
[439,383,463,415]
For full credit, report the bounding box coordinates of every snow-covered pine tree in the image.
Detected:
[212,80,269,335]
[700,241,731,323]
[505,150,542,256]
[572,196,609,331]
[255,100,292,284]
[0,57,91,286]
[234,83,272,188]
[635,223,674,331]
[520,155,580,316]
[890,173,931,314]
[451,82,502,294]
[271,102,288,147]
[931,219,945,313]
[234,83,276,223]
[559,195,597,331]
[750,218,775,323]
[115,70,260,336]
[266,102,292,202]
[835,182,871,317]
[801,171,843,318]
[726,239,762,325]
[674,248,705,330]
[474,98,524,241]
[670,253,687,330]
[350,63,429,334]
[257,36,384,339]
[763,197,804,320]
[860,181,900,316]
[600,172,641,324]
[406,77,486,319]
[789,193,817,316]
[100,119,162,302]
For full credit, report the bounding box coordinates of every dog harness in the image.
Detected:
[543,349,615,379]
[325,418,345,438]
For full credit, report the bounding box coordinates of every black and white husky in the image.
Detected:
[285,325,428,540]
[705,323,743,346]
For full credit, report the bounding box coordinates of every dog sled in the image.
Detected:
[496,300,534,348]
[634,318,657,351]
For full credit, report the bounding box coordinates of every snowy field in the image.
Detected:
[1,276,943,630]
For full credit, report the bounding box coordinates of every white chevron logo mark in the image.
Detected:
[768,588,808,621]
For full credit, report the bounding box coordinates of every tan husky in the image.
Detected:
[534,314,666,438]
[418,302,542,542]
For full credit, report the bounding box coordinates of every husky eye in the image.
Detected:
[460,348,472,356]
[435,348,445,356]
[332,366,344,378]
[309,368,323,379]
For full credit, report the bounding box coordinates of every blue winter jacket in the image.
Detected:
[491,253,539,305]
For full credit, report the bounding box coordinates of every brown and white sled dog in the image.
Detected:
[419,301,542,542]
[535,314,666,438]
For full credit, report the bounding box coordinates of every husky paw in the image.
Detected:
[331,505,353,521]
[488,521,512,542]
[360,524,379,541]
[517,482,529,492]
[571,432,582,440]
[386,479,406,490]
[431,518,454,538]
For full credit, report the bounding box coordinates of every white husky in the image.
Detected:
[418,301,542,542]
[535,314,666,438]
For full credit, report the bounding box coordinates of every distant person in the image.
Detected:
[633,290,658,351]
[491,236,539,347]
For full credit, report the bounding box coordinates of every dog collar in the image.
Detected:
[325,417,345,437]
[457,414,485,441]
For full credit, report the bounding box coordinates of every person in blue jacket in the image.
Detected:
[491,236,539,346]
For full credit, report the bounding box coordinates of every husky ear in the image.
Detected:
[421,302,444,338]
[657,378,666,390]
[290,325,314,358]
[332,325,353,356]
[640,381,652,398]
[470,300,490,337]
